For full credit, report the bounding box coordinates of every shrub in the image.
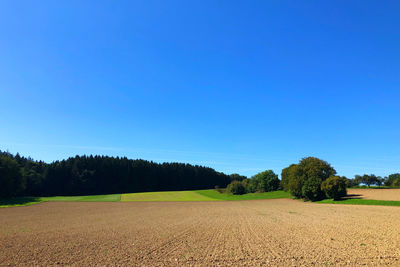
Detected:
[321,176,347,200]
[226,180,246,195]
[241,179,257,193]
[214,185,223,193]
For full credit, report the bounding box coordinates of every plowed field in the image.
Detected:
[348,188,400,201]
[1,200,400,266]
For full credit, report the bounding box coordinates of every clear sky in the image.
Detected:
[1,1,399,178]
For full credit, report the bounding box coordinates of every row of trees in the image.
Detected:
[226,170,280,194]
[347,173,400,187]
[0,151,233,198]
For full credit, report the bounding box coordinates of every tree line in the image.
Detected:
[346,173,400,187]
[225,157,346,200]
[0,151,232,198]
[2,150,399,200]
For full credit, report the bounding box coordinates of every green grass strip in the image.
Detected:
[1,190,291,207]
[195,190,291,201]
[316,198,400,207]
[0,194,121,208]
[0,197,44,208]
[121,190,291,202]
[121,190,217,201]
[40,194,121,202]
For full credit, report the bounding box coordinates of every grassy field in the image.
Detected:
[3,189,400,208]
[0,194,121,208]
[41,194,121,202]
[1,190,291,207]
[195,189,291,200]
[121,190,217,201]
[121,190,291,201]
[0,197,44,208]
[317,198,400,207]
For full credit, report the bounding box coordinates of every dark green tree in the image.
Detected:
[357,174,379,187]
[321,176,347,200]
[252,170,280,192]
[376,176,385,187]
[281,164,296,192]
[0,150,235,198]
[0,155,25,198]
[229,173,247,182]
[385,173,400,186]
[241,178,257,193]
[285,157,336,201]
[302,177,324,201]
[392,178,400,187]
[344,177,359,187]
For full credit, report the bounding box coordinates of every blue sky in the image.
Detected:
[1,1,399,178]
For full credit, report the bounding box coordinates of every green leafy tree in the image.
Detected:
[321,176,347,200]
[345,177,359,187]
[392,178,400,187]
[385,173,400,186]
[226,180,246,195]
[376,176,385,187]
[229,173,247,182]
[354,175,362,186]
[302,177,324,201]
[357,174,378,187]
[287,165,304,198]
[252,170,280,192]
[241,178,257,193]
[285,157,336,201]
[281,164,296,192]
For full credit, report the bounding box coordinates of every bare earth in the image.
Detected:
[348,188,400,201]
[1,200,400,266]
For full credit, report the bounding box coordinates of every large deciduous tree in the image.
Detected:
[385,173,400,187]
[285,157,337,201]
[281,164,297,192]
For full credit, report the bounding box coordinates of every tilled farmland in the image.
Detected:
[1,200,400,266]
[348,188,400,201]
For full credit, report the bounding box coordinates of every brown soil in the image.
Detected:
[348,188,400,201]
[1,200,400,266]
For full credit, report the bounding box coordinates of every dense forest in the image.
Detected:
[0,151,232,198]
